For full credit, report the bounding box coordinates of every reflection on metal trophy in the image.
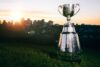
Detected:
[58,3,81,62]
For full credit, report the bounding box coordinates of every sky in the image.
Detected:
[0,0,100,25]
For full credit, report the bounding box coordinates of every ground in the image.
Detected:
[0,42,100,67]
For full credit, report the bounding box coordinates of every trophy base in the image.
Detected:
[57,51,81,63]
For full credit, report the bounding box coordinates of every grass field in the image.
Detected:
[0,43,100,67]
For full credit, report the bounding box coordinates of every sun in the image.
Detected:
[11,10,22,22]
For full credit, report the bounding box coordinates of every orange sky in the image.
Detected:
[0,0,100,25]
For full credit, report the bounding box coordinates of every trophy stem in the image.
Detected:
[67,15,71,22]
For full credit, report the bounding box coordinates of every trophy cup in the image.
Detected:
[58,3,81,62]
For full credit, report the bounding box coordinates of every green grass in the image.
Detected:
[0,43,100,67]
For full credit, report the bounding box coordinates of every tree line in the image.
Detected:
[0,18,100,50]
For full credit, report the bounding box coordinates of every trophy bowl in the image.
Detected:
[58,4,80,19]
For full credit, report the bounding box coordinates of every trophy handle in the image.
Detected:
[58,5,63,15]
[74,4,80,15]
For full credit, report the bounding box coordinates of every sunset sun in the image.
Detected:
[11,10,22,22]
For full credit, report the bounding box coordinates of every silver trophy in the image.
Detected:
[58,4,81,55]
